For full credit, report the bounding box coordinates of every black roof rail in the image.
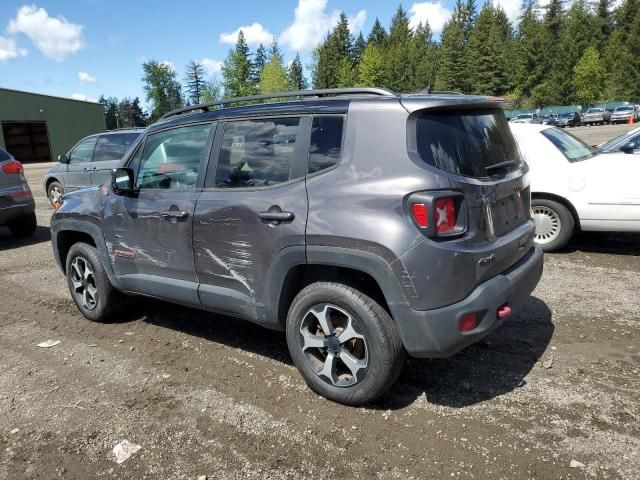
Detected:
[159,87,397,121]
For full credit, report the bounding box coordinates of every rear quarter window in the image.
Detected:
[416,108,523,178]
[308,116,344,174]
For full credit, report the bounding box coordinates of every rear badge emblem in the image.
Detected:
[478,254,496,267]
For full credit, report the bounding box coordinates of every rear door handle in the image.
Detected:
[258,211,295,222]
[161,210,189,220]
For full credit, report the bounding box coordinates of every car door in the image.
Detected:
[90,133,128,186]
[66,136,97,191]
[103,122,215,305]
[193,116,310,322]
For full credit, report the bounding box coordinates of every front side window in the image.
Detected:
[541,127,596,162]
[93,133,128,162]
[214,117,300,188]
[136,123,211,190]
[416,108,523,178]
[69,136,97,163]
[309,116,344,174]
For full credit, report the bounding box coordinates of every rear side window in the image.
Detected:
[0,147,12,162]
[541,127,596,162]
[214,117,300,188]
[308,116,344,174]
[416,108,523,178]
[93,133,127,162]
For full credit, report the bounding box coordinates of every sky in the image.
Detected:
[0,0,524,108]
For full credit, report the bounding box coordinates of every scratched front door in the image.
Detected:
[192,116,309,318]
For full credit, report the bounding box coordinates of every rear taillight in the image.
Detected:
[459,313,478,333]
[1,160,23,174]
[408,191,466,238]
[411,203,428,228]
[434,197,456,233]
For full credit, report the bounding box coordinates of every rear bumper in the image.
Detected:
[0,198,35,225]
[393,247,544,358]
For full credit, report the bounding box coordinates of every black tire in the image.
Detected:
[7,212,37,238]
[531,198,575,252]
[47,180,64,206]
[286,282,405,406]
[65,242,125,322]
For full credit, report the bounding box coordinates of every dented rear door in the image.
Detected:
[193,116,310,321]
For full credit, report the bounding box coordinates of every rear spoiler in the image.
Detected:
[400,95,509,115]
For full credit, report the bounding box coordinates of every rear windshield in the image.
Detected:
[541,127,596,162]
[416,108,523,178]
[0,147,12,162]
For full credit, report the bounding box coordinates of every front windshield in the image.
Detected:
[597,128,640,153]
[541,127,597,162]
[516,114,532,120]
[587,109,602,113]
[560,112,573,118]
[615,106,633,112]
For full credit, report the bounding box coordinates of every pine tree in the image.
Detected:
[409,22,436,91]
[222,30,255,98]
[201,80,221,102]
[184,60,206,105]
[259,39,290,94]
[312,13,353,88]
[383,6,414,92]
[142,60,184,120]
[252,43,267,86]
[596,0,613,49]
[573,46,605,105]
[435,2,469,92]
[367,18,388,47]
[513,0,546,103]
[357,44,385,86]
[337,57,357,87]
[353,32,366,65]
[288,53,307,90]
[99,96,119,130]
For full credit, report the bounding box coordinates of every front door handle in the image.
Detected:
[161,210,189,220]
[258,211,295,222]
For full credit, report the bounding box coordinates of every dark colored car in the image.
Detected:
[0,146,36,237]
[50,88,543,405]
[557,112,581,128]
[541,114,559,126]
[43,128,145,204]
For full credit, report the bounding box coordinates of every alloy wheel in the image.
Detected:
[533,205,562,244]
[49,185,62,203]
[70,256,98,311]
[299,303,368,387]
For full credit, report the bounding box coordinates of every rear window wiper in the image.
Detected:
[485,160,518,173]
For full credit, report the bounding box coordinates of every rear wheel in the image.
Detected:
[47,181,63,205]
[286,282,405,406]
[65,242,125,322]
[7,212,37,238]
[532,199,575,252]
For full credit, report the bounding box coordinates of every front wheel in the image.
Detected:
[532,199,575,252]
[47,181,64,205]
[65,242,125,322]
[286,282,405,406]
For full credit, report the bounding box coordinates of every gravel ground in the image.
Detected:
[556,122,636,146]
[0,160,638,480]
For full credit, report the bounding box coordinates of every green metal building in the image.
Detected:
[0,88,105,163]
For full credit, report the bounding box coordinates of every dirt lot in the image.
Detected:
[0,156,638,480]
[566,122,637,147]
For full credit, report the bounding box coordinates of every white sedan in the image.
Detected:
[510,123,640,251]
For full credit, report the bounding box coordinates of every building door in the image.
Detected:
[1,122,52,163]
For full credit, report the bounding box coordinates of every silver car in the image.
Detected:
[43,128,144,204]
[0,146,36,238]
[610,105,637,124]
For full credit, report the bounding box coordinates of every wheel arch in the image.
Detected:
[531,192,581,231]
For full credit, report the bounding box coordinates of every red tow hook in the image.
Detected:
[497,304,512,320]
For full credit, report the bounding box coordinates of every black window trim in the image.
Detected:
[202,114,312,192]
[305,113,347,179]
[123,120,216,192]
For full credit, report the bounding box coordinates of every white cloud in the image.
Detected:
[220,22,273,47]
[201,58,223,76]
[77,71,96,83]
[7,5,84,62]
[0,36,27,62]
[71,93,97,102]
[493,0,521,21]
[279,0,367,52]
[409,2,452,34]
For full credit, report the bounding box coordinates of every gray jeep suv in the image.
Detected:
[50,88,543,405]
[44,128,144,204]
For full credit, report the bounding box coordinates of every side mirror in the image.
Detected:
[58,154,69,164]
[111,167,135,194]
[620,142,636,154]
